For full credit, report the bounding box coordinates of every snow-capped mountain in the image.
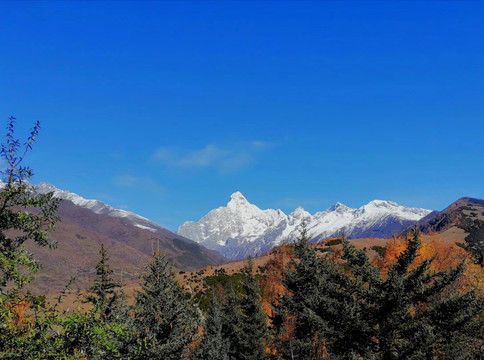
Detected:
[35,182,162,233]
[177,192,432,260]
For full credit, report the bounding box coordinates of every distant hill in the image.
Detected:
[28,183,226,292]
[418,197,484,233]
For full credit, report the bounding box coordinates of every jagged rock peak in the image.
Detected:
[227,191,250,207]
[230,191,247,200]
[329,202,353,212]
[178,195,433,260]
[36,182,57,192]
[290,206,311,218]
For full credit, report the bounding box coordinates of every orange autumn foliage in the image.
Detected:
[260,247,293,321]
[5,299,30,329]
[375,236,465,272]
[310,333,329,360]
[374,235,484,293]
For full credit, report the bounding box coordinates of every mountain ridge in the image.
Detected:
[22,182,226,292]
[418,197,484,234]
[178,192,433,259]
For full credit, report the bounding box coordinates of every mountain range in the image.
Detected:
[28,183,225,292]
[16,182,481,292]
[177,192,433,259]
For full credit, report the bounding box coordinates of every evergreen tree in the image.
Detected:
[85,243,122,318]
[195,295,229,360]
[133,251,199,360]
[217,258,268,360]
[272,226,483,359]
[237,258,268,360]
[272,225,362,359]
[458,217,484,266]
[62,243,133,360]
[221,281,244,360]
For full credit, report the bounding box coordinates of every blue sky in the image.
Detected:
[1,1,483,231]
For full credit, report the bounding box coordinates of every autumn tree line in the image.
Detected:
[1,118,483,359]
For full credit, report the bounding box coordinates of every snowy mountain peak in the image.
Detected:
[290,206,311,219]
[330,202,353,212]
[178,195,433,260]
[227,192,254,212]
[365,200,398,208]
[35,182,57,193]
[230,191,246,201]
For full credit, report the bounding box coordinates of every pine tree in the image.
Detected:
[216,258,268,360]
[133,251,199,360]
[221,281,243,360]
[458,217,484,266]
[64,243,132,360]
[237,258,268,360]
[84,243,122,318]
[272,226,483,359]
[196,295,229,360]
[272,225,362,359]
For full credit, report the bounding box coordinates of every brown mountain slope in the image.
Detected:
[28,199,226,293]
[418,197,484,234]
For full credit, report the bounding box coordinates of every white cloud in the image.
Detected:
[152,141,273,174]
[179,145,227,168]
[152,148,176,162]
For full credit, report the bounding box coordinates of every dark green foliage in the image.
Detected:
[67,244,134,360]
[458,216,484,266]
[195,296,229,360]
[196,271,244,312]
[133,252,199,359]
[58,310,134,360]
[0,118,124,360]
[220,282,243,360]
[371,245,386,257]
[272,226,364,359]
[236,258,268,360]
[0,117,60,290]
[201,259,268,360]
[84,243,122,318]
[272,226,483,359]
[324,238,343,246]
[0,118,63,358]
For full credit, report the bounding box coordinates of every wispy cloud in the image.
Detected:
[179,145,227,168]
[113,175,165,196]
[152,141,273,174]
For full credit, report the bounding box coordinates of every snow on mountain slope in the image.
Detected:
[35,182,161,233]
[178,192,288,259]
[178,193,432,260]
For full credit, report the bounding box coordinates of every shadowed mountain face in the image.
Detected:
[419,197,484,234]
[27,184,226,293]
